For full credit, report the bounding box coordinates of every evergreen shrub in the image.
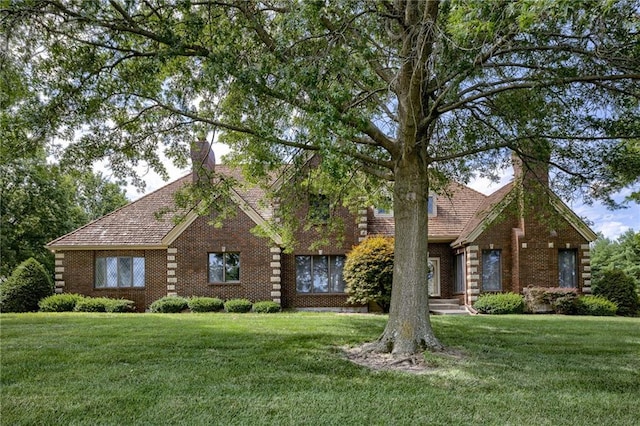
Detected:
[149,296,189,313]
[576,295,618,316]
[105,299,136,313]
[39,293,85,312]
[0,258,54,312]
[224,298,253,313]
[188,297,224,312]
[253,300,281,313]
[74,297,112,312]
[592,269,639,316]
[344,236,394,312]
[474,293,525,314]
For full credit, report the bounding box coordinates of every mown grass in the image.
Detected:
[1,313,639,425]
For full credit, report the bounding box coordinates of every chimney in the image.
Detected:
[511,141,551,188]
[190,139,216,184]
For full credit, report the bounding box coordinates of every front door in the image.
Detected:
[428,257,440,297]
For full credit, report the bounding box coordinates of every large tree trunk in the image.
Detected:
[361,2,443,355]
[367,153,443,355]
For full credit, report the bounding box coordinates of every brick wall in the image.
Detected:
[170,204,275,304]
[280,201,360,309]
[473,197,591,297]
[59,249,166,312]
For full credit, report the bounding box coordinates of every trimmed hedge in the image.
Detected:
[474,293,525,314]
[150,296,189,313]
[0,258,54,312]
[224,298,253,313]
[39,294,85,312]
[74,297,112,312]
[105,299,136,313]
[576,295,618,316]
[188,297,224,313]
[593,269,639,316]
[253,301,281,313]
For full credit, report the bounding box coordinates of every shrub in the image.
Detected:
[149,296,189,313]
[39,293,85,312]
[523,286,579,314]
[576,295,618,316]
[253,300,281,313]
[188,297,224,313]
[74,297,112,312]
[474,293,525,314]
[224,298,253,313]
[105,299,136,313]
[343,236,394,312]
[0,258,54,312]
[592,269,639,316]
[551,295,579,315]
[542,287,579,304]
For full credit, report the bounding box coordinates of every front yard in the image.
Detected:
[1,312,638,425]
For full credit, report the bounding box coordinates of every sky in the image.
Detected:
[123,143,639,241]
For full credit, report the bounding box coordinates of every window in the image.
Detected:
[296,255,345,293]
[208,253,240,283]
[482,249,502,291]
[428,195,437,216]
[309,194,330,222]
[95,257,145,288]
[454,253,466,294]
[374,207,393,217]
[558,249,577,288]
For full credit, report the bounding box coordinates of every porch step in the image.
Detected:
[429,298,470,315]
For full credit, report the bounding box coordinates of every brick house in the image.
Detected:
[47,148,596,311]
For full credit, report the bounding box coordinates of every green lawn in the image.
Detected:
[1,313,639,425]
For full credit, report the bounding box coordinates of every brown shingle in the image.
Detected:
[47,168,273,248]
[367,183,488,241]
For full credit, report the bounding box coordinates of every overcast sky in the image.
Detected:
[123,144,639,241]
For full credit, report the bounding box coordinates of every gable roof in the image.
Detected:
[451,181,597,247]
[47,166,277,250]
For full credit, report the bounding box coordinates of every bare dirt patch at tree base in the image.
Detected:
[343,345,465,374]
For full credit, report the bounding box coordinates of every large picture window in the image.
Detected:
[95,257,145,288]
[558,249,577,288]
[482,249,502,291]
[296,255,345,294]
[208,253,240,283]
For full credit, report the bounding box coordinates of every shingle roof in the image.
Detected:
[451,182,515,247]
[368,183,488,241]
[47,166,273,249]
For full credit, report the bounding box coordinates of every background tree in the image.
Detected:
[2,1,639,354]
[0,150,128,278]
[591,230,640,284]
[344,236,394,313]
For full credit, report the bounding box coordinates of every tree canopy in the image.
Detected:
[591,229,640,285]
[2,0,638,354]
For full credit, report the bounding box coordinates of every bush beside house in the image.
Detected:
[0,258,54,312]
[473,293,526,314]
[224,298,253,313]
[253,301,281,313]
[39,294,86,312]
[344,236,394,313]
[188,297,224,312]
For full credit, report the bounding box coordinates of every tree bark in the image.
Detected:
[366,153,443,355]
